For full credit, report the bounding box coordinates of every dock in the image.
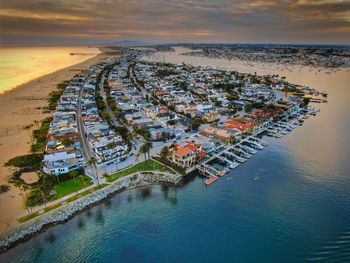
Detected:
[194,107,318,187]
[246,139,264,150]
[241,144,257,154]
[233,146,252,158]
[204,176,219,186]
[224,150,246,163]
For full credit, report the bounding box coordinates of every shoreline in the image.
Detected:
[0,46,102,95]
[0,48,114,235]
[0,49,101,96]
[0,172,182,254]
[145,47,349,81]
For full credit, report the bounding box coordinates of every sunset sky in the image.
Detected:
[0,0,349,45]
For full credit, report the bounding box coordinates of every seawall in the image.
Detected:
[0,172,182,253]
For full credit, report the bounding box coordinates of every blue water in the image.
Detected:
[1,70,350,263]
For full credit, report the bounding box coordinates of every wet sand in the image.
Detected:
[0,49,113,234]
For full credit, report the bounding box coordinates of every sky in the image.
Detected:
[0,0,349,46]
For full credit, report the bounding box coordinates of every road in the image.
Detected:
[96,64,145,174]
[76,75,105,183]
[98,74,128,129]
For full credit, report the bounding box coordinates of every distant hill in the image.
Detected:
[109,40,149,46]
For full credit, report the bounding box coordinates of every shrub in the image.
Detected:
[0,185,10,194]
[5,154,43,170]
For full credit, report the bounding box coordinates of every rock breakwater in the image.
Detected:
[0,172,182,253]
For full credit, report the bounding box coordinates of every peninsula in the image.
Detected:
[0,45,329,251]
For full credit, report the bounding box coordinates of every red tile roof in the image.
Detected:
[175,142,201,158]
[155,90,170,96]
[197,150,206,159]
[224,117,258,132]
[176,147,193,157]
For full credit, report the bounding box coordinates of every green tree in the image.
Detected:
[145,141,153,160]
[126,132,134,142]
[301,97,311,108]
[192,117,202,131]
[228,136,237,145]
[139,144,148,161]
[36,173,53,208]
[115,126,128,140]
[159,146,170,162]
[14,180,31,214]
[227,92,239,101]
[69,170,79,194]
[135,152,140,164]
[244,103,252,113]
[0,184,10,194]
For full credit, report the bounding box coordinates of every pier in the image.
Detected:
[233,146,252,158]
[245,139,264,150]
[223,150,246,163]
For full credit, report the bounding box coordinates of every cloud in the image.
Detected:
[0,0,349,45]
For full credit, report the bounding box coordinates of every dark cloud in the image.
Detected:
[0,0,349,45]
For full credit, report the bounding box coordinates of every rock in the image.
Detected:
[0,172,182,252]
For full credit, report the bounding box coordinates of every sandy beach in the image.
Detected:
[0,49,113,234]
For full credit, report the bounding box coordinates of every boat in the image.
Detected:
[218,169,228,177]
[229,163,239,169]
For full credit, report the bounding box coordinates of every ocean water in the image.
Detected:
[1,51,350,263]
[0,46,100,94]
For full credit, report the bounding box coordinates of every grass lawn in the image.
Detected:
[107,159,175,182]
[19,183,107,223]
[18,211,40,223]
[51,176,93,201]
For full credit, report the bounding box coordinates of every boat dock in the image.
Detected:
[223,150,246,163]
[204,176,219,186]
[233,146,252,158]
[196,107,319,186]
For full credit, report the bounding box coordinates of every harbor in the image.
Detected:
[198,108,319,186]
[1,43,348,262]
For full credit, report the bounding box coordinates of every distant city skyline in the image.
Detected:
[0,0,349,45]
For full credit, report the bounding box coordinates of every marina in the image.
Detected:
[0,57,348,263]
[1,0,350,261]
[198,109,318,186]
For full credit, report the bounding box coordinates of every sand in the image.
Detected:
[0,50,114,234]
[19,172,39,185]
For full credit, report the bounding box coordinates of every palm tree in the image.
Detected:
[14,180,31,214]
[109,141,118,148]
[135,152,140,164]
[145,141,153,160]
[33,120,40,129]
[69,170,79,195]
[229,136,236,145]
[24,124,34,145]
[139,144,148,162]
[30,174,49,209]
[126,132,134,142]
[160,146,170,162]
[38,187,47,208]
[88,157,100,186]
